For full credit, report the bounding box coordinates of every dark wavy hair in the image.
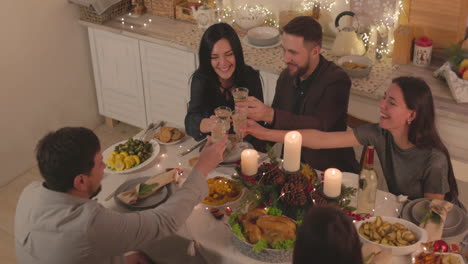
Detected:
[293,206,362,264]
[393,76,458,201]
[36,127,100,192]
[194,23,248,87]
[283,16,322,47]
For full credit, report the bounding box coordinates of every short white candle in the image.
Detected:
[323,168,343,198]
[283,131,302,172]
[241,149,258,176]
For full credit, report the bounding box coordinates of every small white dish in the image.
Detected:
[242,35,281,49]
[247,26,280,47]
[337,55,372,78]
[154,126,187,145]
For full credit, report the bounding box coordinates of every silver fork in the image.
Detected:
[139,123,155,140]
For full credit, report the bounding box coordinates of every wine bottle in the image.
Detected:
[356,146,378,215]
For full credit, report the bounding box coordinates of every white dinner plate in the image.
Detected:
[402,198,468,239]
[222,141,253,163]
[103,139,160,174]
[114,176,172,210]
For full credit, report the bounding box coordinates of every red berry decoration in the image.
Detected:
[225,207,233,216]
[433,240,449,252]
[449,243,460,253]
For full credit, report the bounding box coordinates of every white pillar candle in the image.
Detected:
[241,149,258,176]
[323,168,343,198]
[283,131,302,172]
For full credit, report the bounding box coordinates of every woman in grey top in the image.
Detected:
[244,77,460,206]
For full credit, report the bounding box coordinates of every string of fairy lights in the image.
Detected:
[120,0,405,56]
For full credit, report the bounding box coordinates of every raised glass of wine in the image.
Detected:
[232,87,249,104]
[215,106,232,133]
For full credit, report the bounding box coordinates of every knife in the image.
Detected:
[179,138,207,157]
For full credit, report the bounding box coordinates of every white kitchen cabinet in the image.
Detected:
[88,28,147,128]
[140,40,196,128]
[260,71,279,106]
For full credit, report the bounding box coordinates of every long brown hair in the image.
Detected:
[393,77,458,201]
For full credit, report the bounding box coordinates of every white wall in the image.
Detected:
[0,0,102,186]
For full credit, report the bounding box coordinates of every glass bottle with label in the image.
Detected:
[356,146,378,215]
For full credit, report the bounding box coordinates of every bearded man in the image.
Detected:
[236,16,358,173]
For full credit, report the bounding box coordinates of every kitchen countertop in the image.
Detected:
[79,14,468,123]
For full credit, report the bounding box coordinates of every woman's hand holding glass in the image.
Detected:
[194,135,228,176]
[235,96,274,124]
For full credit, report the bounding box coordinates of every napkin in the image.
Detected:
[419,199,453,242]
[117,169,176,205]
[362,243,392,264]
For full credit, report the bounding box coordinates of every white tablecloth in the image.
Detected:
[96,135,464,264]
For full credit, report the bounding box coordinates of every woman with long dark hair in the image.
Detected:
[293,206,363,264]
[245,77,461,206]
[185,23,263,141]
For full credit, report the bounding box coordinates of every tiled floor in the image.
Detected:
[0,122,140,264]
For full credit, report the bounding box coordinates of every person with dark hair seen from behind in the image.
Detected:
[15,127,227,264]
[185,22,264,141]
[236,16,358,173]
[293,206,363,264]
[244,77,463,208]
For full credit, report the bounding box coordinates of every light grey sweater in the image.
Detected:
[15,169,208,264]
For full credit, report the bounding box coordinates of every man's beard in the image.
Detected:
[90,185,102,199]
[287,60,309,78]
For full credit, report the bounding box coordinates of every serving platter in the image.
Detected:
[103,139,160,174]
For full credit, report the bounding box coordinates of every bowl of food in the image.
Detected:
[355,216,428,256]
[337,55,372,78]
[229,208,296,262]
[247,27,280,47]
[202,176,244,209]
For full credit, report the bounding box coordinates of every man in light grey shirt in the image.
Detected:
[15,127,227,264]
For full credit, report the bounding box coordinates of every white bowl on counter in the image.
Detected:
[337,55,372,78]
[247,27,280,47]
[355,216,428,256]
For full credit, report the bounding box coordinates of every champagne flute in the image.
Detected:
[232,87,249,111]
[232,110,248,149]
[211,117,226,143]
[214,106,232,132]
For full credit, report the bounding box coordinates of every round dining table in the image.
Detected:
[96,134,466,264]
